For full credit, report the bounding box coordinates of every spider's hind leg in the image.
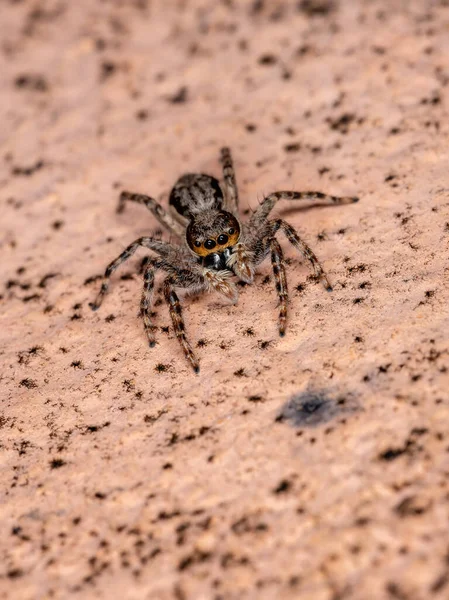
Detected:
[118,191,185,238]
[249,190,359,231]
[220,147,239,212]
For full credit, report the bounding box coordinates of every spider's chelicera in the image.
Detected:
[90,148,358,372]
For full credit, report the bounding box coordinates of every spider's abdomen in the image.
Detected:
[169,174,224,219]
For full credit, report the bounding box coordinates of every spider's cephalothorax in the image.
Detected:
[91,147,359,372]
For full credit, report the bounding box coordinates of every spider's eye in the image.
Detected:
[228,228,235,235]
[204,239,216,250]
[194,241,201,247]
[217,234,229,245]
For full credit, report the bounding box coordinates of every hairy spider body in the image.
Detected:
[91,147,358,372]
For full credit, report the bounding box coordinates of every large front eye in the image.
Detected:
[217,234,229,245]
[204,239,216,250]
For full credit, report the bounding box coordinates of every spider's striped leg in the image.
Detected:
[163,279,200,373]
[90,237,173,310]
[140,259,160,347]
[117,191,185,237]
[270,238,288,336]
[249,190,359,230]
[270,219,332,291]
[220,147,239,212]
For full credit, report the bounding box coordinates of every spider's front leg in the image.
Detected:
[90,237,174,310]
[139,259,160,348]
[160,267,238,373]
[163,278,201,373]
[270,238,288,336]
[270,218,332,290]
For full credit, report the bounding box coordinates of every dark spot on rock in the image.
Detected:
[50,458,66,469]
[84,275,102,286]
[394,495,430,517]
[276,390,355,427]
[284,142,301,153]
[12,160,44,176]
[258,340,271,350]
[326,113,358,134]
[169,86,188,104]
[248,395,264,403]
[258,53,278,65]
[298,0,334,17]
[273,479,291,494]
[250,0,264,14]
[347,264,367,275]
[100,61,117,80]
[15,73,48,92]
[234,368,246,377]
[136,109,149,121]
[7,569,23,579]
[19,378,38,389]
[144,410,168,424]
[38,273,58,288]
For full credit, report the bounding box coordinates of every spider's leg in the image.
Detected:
[140,259,159,347]
[220,147,239,212]
[90,237,175,310]
[118,191,185,238]
[270,238,288,336]
[270,219,332,291]
[163,278,200,373]
[249,190,359,230]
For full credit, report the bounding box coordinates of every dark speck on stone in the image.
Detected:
[276,390,356,427]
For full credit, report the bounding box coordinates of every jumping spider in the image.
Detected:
[91,147,358,372]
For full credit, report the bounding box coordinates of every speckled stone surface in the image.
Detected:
[1,1,449,599]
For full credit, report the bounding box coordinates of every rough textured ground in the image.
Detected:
[1,1,449,598]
